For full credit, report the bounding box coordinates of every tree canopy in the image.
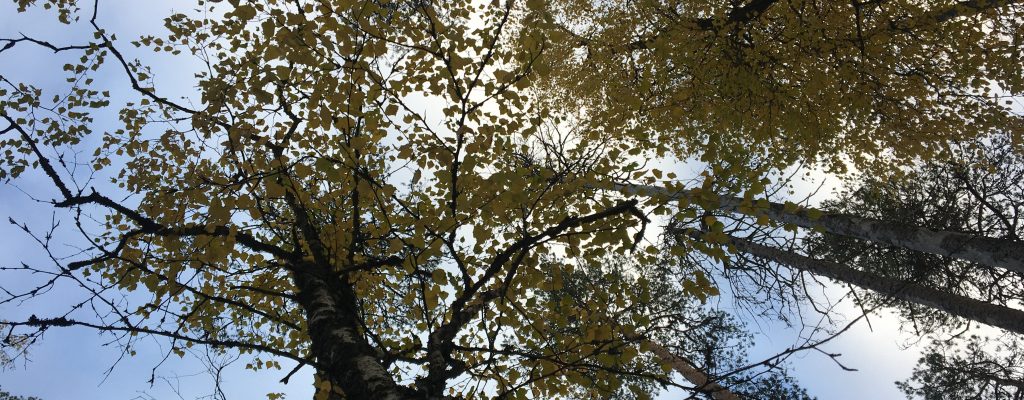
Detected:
[1,0,1022,399]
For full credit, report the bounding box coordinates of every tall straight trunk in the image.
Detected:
[613,183,1024,275]
[722,233,1024,335]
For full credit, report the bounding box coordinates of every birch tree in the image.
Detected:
[1,0,1023,399]
[800,132,1024,333]
[0,1,731,399]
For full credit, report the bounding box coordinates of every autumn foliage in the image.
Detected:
[1,0,1022,399]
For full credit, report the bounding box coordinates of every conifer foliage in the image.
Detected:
[1,0,1022,399]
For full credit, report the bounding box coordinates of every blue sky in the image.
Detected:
[0,1,945,399]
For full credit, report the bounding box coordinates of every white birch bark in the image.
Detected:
[641,339,743,400]
[613,183,1024,275]
[727,234,1024,335]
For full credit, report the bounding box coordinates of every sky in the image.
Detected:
[0,1,958,399]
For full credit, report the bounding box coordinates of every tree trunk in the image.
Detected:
[291,266,413,400]
[642,339,742,400]
[614,183,1024,275]
[724,234,1024,335]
